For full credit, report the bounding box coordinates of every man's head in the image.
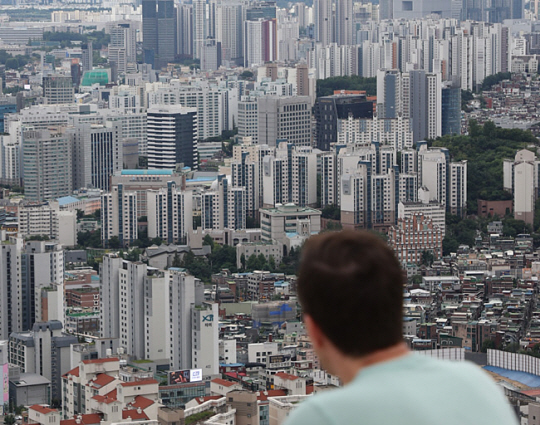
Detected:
[298,230,404,360]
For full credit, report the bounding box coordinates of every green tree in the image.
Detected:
[420,250,434,267]
[172,252,182,268]
[203,234,214,247]
[108,236,121,249]
[4,415,15,425]
[481,339,496,353]
[321,204,340,220]
[5,58,18,69]
[240,253,246,271]
[240,70,254,80]
[268,255,276,271]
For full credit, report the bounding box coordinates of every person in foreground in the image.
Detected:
[284,230,518,425]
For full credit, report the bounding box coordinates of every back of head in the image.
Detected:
[298,230,404,357]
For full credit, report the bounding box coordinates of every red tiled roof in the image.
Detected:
[30,405,57,415]
[275,372,299,381]
[122,410,149,421]
[120,379,158,387]
[82,357,119,365]
[256,390,286,401]
[522,389,540,397]
[63,367,80,378]
[92,389,118,405]
[87,374,116,388]
[60,414,102,425]
[211,378,237,387]
[128,396,154,410]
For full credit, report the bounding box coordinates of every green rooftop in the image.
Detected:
[81,70,109,86]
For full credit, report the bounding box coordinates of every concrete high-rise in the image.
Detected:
[0,233,23,340]
[193,0,215,59]
[109,23,137,75]
[336,0,353,46]
[257,96,312,147]
[101,184,138,246]
[147,181,193,244]
[504,149,538,226]
[70,122,122,192]
[143,0,176,69]
[314,0,333,46]
[216,3,243,65]
[176,4,193,58]
[22,128,73,202]
[81,41,93,74]
[43,75,74,105]
[147,105,198,170]
[202,174,247,230]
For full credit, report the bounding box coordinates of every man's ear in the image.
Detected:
[304,314,327,351]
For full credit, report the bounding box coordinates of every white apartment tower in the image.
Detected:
[192,302,219,375]
[169,269,204,370]
[100,254,123,341]
[262,143,317,208]
[336,0,353,46]
[119,261,147,360]
[231,151,259,217]
[202,174,247,230]
[314,0,333,46]
[504,149,538,226]
[147,182,193,244]
[101,184,138,246]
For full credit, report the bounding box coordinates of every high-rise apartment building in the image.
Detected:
[0,233,22,340]
[81,41,93,74]
[22,128,73,202]
[147,84,220,140]
[176,4,193,58]
[202,174,247,230]
[231,151,259,217]
[314,0,333,46]
[216,3,243,65]
[262,143,317,208]
[101,183,138,246]
[147,105,198,170]
[244,18,277,67]
[147,181,193,244]
[417,143,467,216]
[503,149,538,226]
[314,94,374,150]
[193,0,215,59]
[336,0,353,46]
[99,258,218,373]
[377,69,441,143]
[109,23,137,75]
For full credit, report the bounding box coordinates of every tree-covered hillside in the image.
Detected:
[431,121,539,213]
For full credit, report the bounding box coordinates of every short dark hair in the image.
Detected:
[297,230,404,357]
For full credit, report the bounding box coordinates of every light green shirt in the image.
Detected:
[284,353,518,425]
